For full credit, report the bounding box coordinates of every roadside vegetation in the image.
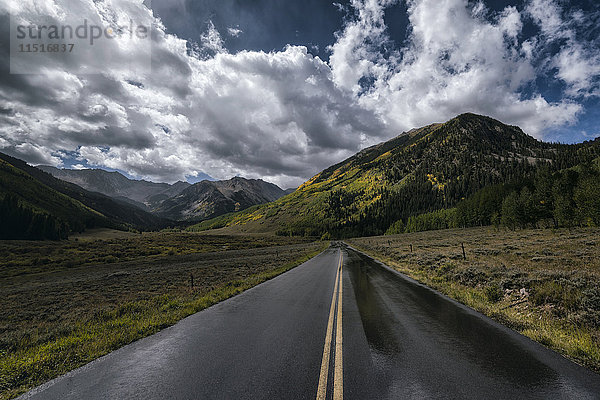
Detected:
[347,226,600,372]
[0,230,311,279]
[0,231,327,399]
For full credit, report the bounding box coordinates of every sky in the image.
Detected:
[0,0,599,188]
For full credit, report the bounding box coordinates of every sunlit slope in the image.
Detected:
[189,113,599,237]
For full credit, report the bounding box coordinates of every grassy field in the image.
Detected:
[347,226,600,373]
[0,231,327,399]
[0,229,313,279]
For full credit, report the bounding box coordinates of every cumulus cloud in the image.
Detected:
[200,21,226,56]
[526,0,600,97]
[227,27,242,37]
[329,0,592,135]
[329,0,398,95]
[0,0,384,187]
[0,0,598,188]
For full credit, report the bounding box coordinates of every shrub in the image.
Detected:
[104,255,119,263]
[532,281,582,311]
[484,284,503,302]
[582,288,600,311]
[453,267,487,286]
[385,219,405,235]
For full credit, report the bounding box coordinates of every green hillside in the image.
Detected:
[0,158,108,239]
[0,152,171,233]
[189,113,600,237]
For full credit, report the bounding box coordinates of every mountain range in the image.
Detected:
[153,177,289,221]
[2,113,598,240]
[38,167,290,222]
[0,156,290,239]
[0,152,169,232]
[38,166,192,211]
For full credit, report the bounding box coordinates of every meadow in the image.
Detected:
[0,230,326,399]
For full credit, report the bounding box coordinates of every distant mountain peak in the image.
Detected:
[37,166,286,222]
[38,166,191,210]
[445,113,525,138]
[153,176,286,222]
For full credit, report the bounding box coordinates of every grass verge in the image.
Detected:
[0,241,329,400]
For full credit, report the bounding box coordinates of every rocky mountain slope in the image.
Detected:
[39,166,192,210]
[154,177,287,221]
[39,167,288,222]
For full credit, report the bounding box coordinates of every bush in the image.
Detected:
[404,208,457,233]
[385,219,405,235]
[453,267,487,286]
[531,281,582,311]
[582,288,600,311]
[484,284,503,302]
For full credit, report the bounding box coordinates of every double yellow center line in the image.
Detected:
[316,250,343,400]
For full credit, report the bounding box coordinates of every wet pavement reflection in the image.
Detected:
[345,246,600,399]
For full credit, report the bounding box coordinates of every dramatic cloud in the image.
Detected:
[330,0,591,135]
[0,0,599,187]
[200,21,227,56]
[0,0,384,187]
[527,0,600,97]
[227,27,242,38]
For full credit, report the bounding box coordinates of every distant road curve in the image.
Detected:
[20,244,600,399]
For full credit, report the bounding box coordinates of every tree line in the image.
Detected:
[0,194,69,240]
[384,162,600,234]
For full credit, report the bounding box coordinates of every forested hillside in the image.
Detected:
[389,158,600,234]
[0,158,106,239]
[0,152,171,235]
[0,153,173,240]
[190,113,600,237]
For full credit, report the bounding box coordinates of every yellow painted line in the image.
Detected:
[333,253,343,400]
[316,251,341,400]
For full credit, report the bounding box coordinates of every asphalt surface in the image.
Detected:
[344,245,600,399]
[20,243,600,399]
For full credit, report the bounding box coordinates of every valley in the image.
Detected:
[4,0,600,397]
[2,113,600,399]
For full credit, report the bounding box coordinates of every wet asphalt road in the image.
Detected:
[344,245,600,399]
[20,244,600,399]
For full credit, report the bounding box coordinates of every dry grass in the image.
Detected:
[347,226,600,372]
[0,232,327,399]
[0,230,312,279]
